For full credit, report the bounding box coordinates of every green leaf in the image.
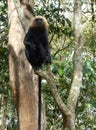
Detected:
[58,68,63,76]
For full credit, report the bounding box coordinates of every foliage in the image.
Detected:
[0,0,8,87]
[84,21,96,53]
[76,58,96,129]
[34,0,73,37]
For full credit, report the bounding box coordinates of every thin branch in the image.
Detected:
[82,15,93,29]
[53,42,72,57]
[49,33,54,44]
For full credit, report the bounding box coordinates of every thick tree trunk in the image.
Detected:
[8,0,46,130]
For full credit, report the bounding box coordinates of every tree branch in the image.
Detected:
[36,66,71,117]
[53,42,72,57]
[67,1,83,116]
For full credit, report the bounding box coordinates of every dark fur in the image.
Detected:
[24,16,51,70]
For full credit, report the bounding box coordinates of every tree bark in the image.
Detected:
[8,0,46,130]
[66,1,83,129]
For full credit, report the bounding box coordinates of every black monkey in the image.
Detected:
[24,16,51,70]
[23,16,51,130]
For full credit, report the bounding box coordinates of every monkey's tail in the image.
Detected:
[38,76,41,130]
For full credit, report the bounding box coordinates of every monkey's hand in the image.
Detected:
[24,41,31,47]
[45,55,51,64]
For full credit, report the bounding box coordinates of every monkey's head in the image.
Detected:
[30,16,48,30]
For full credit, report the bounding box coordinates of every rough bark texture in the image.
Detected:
[66,1,83,130]
[67,0,83,114]
[8,0,46,130]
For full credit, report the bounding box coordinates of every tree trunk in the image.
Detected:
[65,1,83,130]
[8,0,46,130]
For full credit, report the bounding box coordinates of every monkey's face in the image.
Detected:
[31,16,48,30]
[35,18,43,26]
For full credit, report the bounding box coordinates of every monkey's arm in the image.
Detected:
[24,28,33,46]
[24,28,36,65]
[24,31,32,64]
[24,28,36,51]
[45,50,51,64]
[43,32,51,64]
